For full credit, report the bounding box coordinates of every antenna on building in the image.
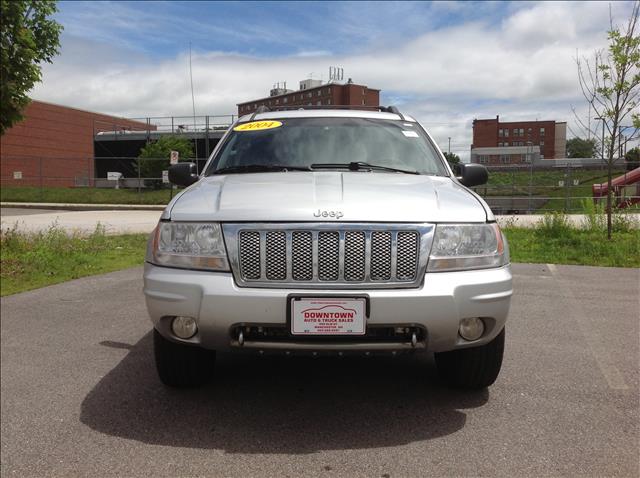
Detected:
[329,66,344,83]
[189,42,199,173]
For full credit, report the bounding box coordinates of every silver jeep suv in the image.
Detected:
[144,107,512,389]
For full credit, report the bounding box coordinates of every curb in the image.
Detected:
[0,202,166,211]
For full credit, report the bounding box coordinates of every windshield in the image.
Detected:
[206,117,448,176]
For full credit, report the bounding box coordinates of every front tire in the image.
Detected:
[153,329,216,388]
[435,327,505,389]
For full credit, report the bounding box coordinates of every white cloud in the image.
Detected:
[31,1,638,160]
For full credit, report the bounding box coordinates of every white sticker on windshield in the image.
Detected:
[402,130,419,138]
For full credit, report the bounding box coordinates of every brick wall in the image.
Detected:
[0,101,151,187]
[472,116,562,159]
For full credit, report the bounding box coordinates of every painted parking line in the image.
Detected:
[547,263,629,390]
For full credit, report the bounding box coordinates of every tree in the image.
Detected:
[576,1,640,239]
[625,146,640,170]
[137,136,194,188]
[0,0,63,135]
[566,137,597,158]
[443,151,461,164]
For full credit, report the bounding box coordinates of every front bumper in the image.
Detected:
[143,262,512,353]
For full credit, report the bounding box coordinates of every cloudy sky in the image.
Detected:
[31,0,637,159]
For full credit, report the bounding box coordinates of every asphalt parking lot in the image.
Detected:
[1,263,638,477]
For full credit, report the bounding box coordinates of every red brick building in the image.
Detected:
[238,78,380,115]
[0,100,152,187]
[471,116,567,165]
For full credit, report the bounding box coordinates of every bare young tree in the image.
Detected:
[575,1,640,239]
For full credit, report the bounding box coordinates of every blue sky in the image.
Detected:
[55,1,515,59]
[33,1,637,158]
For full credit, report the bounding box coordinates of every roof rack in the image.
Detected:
[380,105,406,120]
[247,105,406,118]
[249,104,271,121]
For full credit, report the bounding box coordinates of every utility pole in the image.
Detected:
[448,137,451,153]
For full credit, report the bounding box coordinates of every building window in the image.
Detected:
[520,128,524,136]
[499,128,504,137]
[317,100,321,105]
[275,99,279,105]
[478,155,488,164]
[307,92,312,98]
[317,90,322,97]
[504,128,509,136]
[362,99,365,105]
[362,87,366,95]
[540,127,545,136]
[540,140,544,146]
[327,99,331,105]
[504,142,509,146]
[283,97,288,104]
[500,155,511,164]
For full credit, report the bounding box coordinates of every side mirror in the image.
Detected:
[168,162,199,187]
[455,163,488,187]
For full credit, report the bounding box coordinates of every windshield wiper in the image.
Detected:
[212,164,311,175]
[310,162,420,175]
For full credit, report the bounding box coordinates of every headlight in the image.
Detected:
[152,222,229,271]
[427,223,508,272]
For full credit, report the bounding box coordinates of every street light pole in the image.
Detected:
[527,141,533,213]
[594,117,605,160]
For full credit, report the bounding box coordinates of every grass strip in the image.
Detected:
[1,225,149,296]
[504,227,639,268]
[1,219,637,297]
[1,186,174,205]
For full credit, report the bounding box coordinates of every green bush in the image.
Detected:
[537,212,572,238]
[580,199,634,233]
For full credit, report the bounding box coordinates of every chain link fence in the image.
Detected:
[1,156,639,211]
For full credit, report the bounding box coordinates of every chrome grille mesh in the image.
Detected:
[344,231,365,281]
[370,232,392,280]
[265,231,286,280]
[291,231,313,280]
[238,231,260,279]
[318,232,340,280]
[396,231,419,280]
[232,226,424,287]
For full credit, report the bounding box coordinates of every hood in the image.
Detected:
[167,172,490,223]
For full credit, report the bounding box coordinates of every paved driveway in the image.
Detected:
[1,264,638,477]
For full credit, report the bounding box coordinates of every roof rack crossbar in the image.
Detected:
[254,105,383,112]
[249,105,271,121]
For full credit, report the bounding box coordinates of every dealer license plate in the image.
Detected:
[290,297,367,335]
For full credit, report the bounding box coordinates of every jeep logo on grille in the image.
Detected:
[313,209,344,219]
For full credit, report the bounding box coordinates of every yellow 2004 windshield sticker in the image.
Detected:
[234,120,283,132]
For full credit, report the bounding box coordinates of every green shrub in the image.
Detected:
[537,212,572,238]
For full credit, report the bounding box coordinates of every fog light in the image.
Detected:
[171,316,197,339]
[459,317,485,341]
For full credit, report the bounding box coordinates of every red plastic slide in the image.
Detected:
[592,167,640,208]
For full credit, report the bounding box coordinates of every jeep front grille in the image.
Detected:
[224,223,434,289]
